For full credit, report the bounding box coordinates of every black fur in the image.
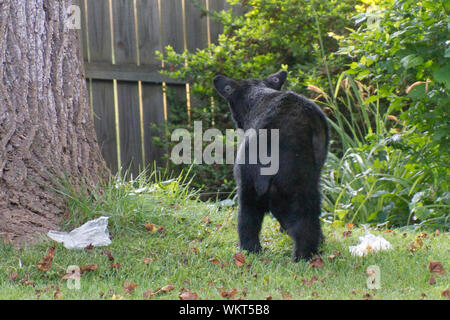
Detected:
[213,71,329,261]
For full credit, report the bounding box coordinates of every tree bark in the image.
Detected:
[0,0,107,244]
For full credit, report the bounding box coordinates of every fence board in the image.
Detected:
[117,81,142,175]
[112,0,142,177]
[80,0,232,174]
[136,0,162,66]
[209,0,227,43]
[91,80,118,173]
[185,0,208,51]
[85,0,118,171]
[142,83,166,168]
[112,0,138,64]
[86,0,111,62]
[160,0,188,123]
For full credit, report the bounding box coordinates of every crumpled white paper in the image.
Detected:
[349,232,392,257]
[47,216,112,249]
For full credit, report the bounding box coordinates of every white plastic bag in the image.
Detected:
[349,232,392,257]
[47,216,112,249]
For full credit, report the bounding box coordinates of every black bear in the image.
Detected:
[213,70,329,261]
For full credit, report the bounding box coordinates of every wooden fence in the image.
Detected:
[77,0,233,177]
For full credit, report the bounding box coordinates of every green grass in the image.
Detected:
[0,174,448,300]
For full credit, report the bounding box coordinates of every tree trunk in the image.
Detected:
[0,0,107,244]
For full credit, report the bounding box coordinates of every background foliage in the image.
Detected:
[156,0,449,229]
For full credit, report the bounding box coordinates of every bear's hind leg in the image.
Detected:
[271,191,323,261]
[287,214,322,261]
[237,189,267,253]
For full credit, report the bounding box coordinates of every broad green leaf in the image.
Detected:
[400,54,423,70]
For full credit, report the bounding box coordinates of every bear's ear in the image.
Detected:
[264,70,287,90]
[213,75,238,100]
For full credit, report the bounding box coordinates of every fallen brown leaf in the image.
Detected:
[103,249,114,261]
[220,288,237,299]
[20,278,35,287]
[80,264,98,274]
[160,284,176,293]
[84,244,94,252]
[429,261,446,275]
[266,295,272,300]
[309,256,323,268]
[157,226,166,234]
[111,262,121,270]
[10,272,18,282]
[209,258,220,265]
[179,290,199,300]
[408,238,423,252]
[202,216,212,224]
[429,276,436,285]
[233,253,245,267]
[37,246,55,271]
[282,292,292,300]
[342,230,352,237]
[328,251,342,260]
[53,287,62,300]
[302,275,318,287]
[144,222,157,233]
[123,281,138,295]
[143,289,155,299]
[442,289,450,299]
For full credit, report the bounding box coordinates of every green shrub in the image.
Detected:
[156,0,359,198]
[317,73,449,229]
[153,0,449,228]
[338,0,449,153]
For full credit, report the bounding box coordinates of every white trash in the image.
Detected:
[47,216,112,249]
[218,198,235,207]
[349,232,392,257]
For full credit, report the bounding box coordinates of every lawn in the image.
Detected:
[0,176,448,300]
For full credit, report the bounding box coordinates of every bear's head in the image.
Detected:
[213,70,287,129]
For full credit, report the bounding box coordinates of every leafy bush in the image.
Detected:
[338,0,450,153]
[154,0,449,228]
[322,130,450,228]
[317,73,449,229]
[157,0,359,197]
